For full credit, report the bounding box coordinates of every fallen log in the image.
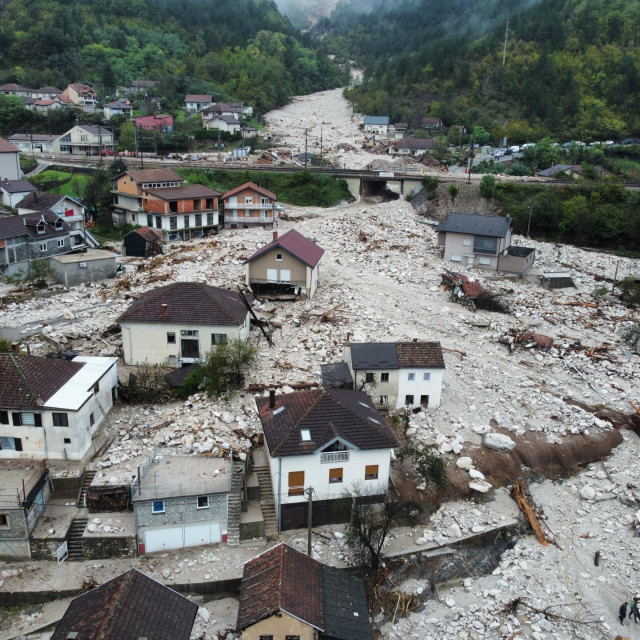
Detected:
[441,347,466,359]
[512,482,548,546]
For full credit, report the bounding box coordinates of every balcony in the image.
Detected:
[225,213,273,223]
[249,277,306,287]
[226,203,273,210]
[320,451,350,464]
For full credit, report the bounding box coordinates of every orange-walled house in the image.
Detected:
[222,182,276,230]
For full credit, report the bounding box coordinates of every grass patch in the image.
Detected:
[28,170,90,198]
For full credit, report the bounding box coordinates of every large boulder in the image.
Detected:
[484,432,516,452]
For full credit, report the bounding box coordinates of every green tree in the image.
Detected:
[421,175,439,199]
[472,125,491,146]
[83,169,113,228]
[448,183,460,204]
[397,443,447,488]
[119,121,136,152]
[26,259,54,288]
[479,174,497,198]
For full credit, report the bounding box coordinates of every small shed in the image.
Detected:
[123,226,162,257]
[50,249,117,287]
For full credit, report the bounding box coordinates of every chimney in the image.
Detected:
[161,303,168,319]
[269,389,276,409]
[272,231,278,241]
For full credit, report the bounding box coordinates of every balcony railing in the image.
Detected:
[249,277,306,287]
[225,203,273,210]
[473,246,497,255]
[320,451,350,464]
[225,213,273,222]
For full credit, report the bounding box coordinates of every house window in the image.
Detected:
[245,197,252,204]
[197,496,209,509]
[37,222,45,234]
[365,372,375,383]
[57,239,65,248]
[16,412,41,427]
[463,238,471,246]
[93,382,100,394]
[90,412,95,426]
[300,429,311,441]
[184,215,190,228]
[155,216,161,229]
[405,395,414,405]
[206,212,214,225]
[64,438,71,444]
[52,413,69,427]
[170,216,177,230]
[206,198,214,209]
[212,333,227,345]
[474,235,498,253]
[329,468,343,484]
[39,242,47,252]
[408,373,415,381]
[0,437,22,451]
[365,465,379,480]
[288,471,304,496]
[423,372,431,381]
[0,411,8,424]
[181,330,198,337]
[169,201,178,213]
[276,253,283,261]
[380,372,389,383]
[379,395,388,405]
[167,332,176,344]
[147,214,153,227]
[478,256,491,265]
[451,254,462,262]
[420,395,429,407]
[0,514,8,528]
[152,500,165,514]
[195,214,202,227]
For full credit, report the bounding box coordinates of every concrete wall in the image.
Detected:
[0,152,21,180]
[247,248,308,286]
[135,492,227,529]
[121,316,250,366]
[51,255,116,287]
[397,367,444,409]
[0,232,73,277]
[442,230,511,270]
[83,535,136,559]
[499,251,536,275]
[351,368,400,408]
[0,507,29,558]
[243,611,316,640]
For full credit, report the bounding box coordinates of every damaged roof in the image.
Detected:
[244,229,324,268]
[236,543,373,640]
[349,342,445,370]
[437,213,511,238]
[51,568,198,640]
[0,354,84,409]
[118,282,250,326]
[256,388,399,457]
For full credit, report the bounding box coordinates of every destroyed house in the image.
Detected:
[236,542,373,640]
[0,354,117,460]
[118,282,251,367]
[344,341,445,410]
[244,229,325,299]
[51,568,198,640]
[256,389,399,531]
[437,212,535,274]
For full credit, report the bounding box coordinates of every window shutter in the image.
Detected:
[15,438,22,451]
[12,412,21,426]
[34,414,42,427]
[0,411,8,424]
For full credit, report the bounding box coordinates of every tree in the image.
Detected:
[619,277,640,308]
[83,169,113,228]
[421,175,439,200]
[621,323,640,349]
[25,259,54,288]
[0,337,13,352]
[448,183,459,203]
[472,125,491,146]
[119,121,136,152]
[178,337,257,399]
[479,174,497,198]
[396,443,447,488]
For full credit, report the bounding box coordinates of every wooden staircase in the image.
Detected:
[254,466,279,539]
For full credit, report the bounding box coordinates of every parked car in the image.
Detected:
[274,204,285,212]
[622,138,637,145]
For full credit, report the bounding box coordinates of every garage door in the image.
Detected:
[144,523,222,553]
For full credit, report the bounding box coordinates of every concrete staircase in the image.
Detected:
[254,466,279,539]
[226,461,245,546]
[78,470,96,508]
[67,518,88,560]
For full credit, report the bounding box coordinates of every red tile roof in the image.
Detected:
[118,282,250,326]
[245,229,324,268]
[0,137,20,153]
[185,94,213,102]
[143,185,220,200]
[256,389,399,457]
[222,181,276,202]
[396,342,445,368]
[122,168,184,184]
[236,543,324,632]
[131,226,161,242]
[0,354,84,410]
[51,569,198,640]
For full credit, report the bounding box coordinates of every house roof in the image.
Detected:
[236,543,324,632]
[256,388,399,458]
[126,226,161,243]
[222,181,276,201]
[536,164,573,177]
[68,83,96,95]
[185,94,213,102]
[131,80,157,88]
[104,100,133,109]
[236,544,372,640]
[143,185,220,200]
[0,354,84,410]
[209,114,241,125]
[0,212,70,240]
[394,137,435,150]
[505,245,535,258]
[436,212,511,238]
[35,86,62,94]
[77,125,113,136]
[0,83,28,92]
[0,179,37,194]
[0,137,20,153]
[51,568,198,640]
[202,104,239,114]
[396,342,445,368]
[364,116,389,125]
[320,362,353,389]
[118,282,249,326]
[9,133,58,143]
[244,229,324,268]
[349,341,445,370]
[16,192,65,211]
[421,117,442,126]
[120,168,184,184]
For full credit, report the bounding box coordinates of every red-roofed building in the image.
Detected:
[222,182,276,230]
[135,114,174,132]
[244,229,325,299]
[62,83,98,112]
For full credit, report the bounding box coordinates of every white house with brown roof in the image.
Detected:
[222,182,276,229]
[118,282,251,366]
[256,389,399,531]
[344,341,446,410]
[62,83,98,112]
[244,229,324,299]
[184,94,214,113]
[103,99,133,119]
[0,178,36,207]
[0,354,118,460]
[55,124,114,155]
[389,137,435,156]
[0,137,21,181]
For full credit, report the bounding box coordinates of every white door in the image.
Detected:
[184,523,212,547]
[280,269,291,283]
[145,526,184,553]
[267,268,277,283]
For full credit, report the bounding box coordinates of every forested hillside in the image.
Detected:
[321,0,640,142]
[0,0,344,113]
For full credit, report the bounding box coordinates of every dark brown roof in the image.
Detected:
[222,181,276,201]
[122,168,184,184]
[0,354,84,410]
[118,282,250,326]
[16,192,65,211]
[396,342,445,368]
[236,543,324,632]
[185,94,213,102]
[0,137,20,153]
[394,137,435,150]
[245,229,324,268]
[0,212,70,240]
[0,179,37,194]
[129,226,161,242]
[51,569,198,640]
[256,389,399,458]
[144,185,220,200]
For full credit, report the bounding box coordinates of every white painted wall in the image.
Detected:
[396,367,444,409]
[0,152,21,181]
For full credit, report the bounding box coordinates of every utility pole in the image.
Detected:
[306,486,313,555]
[467,135,475,184]
[527,204,533,238]
[320,126,323,162]
[502,14,509,67]
[611,260,621,295]
[304,128,308,170]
